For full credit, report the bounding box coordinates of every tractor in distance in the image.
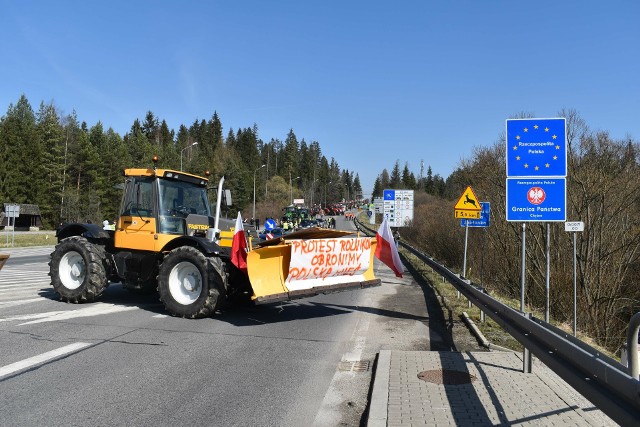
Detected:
[49,157,381,318]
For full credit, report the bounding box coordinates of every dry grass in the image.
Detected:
[0,231,56,248]
[399,249,616,358]
[356,212,615,357]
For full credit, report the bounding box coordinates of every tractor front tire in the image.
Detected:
[157,246,224,318]
[49,236,109,303]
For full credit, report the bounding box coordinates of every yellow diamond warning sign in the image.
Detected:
[454,186,481,219]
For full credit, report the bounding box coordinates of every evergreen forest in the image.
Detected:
[0,95,363,227]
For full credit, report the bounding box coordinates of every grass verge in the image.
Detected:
[400,250,523,351]
[0,232,56,248]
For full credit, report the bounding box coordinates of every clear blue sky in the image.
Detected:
[2,1,639,196]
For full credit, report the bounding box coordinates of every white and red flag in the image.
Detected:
[231,211,248,273]
[374,217,403,278]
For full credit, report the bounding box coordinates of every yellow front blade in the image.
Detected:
[247,230,380,304]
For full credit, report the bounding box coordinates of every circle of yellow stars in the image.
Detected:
[512,124,560,170]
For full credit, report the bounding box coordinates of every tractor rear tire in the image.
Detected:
[157,246,224,318]
[49,236,109,303]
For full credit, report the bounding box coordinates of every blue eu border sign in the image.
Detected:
[506,118,566,178]
[506,178,566,222]
[460,202,490,227]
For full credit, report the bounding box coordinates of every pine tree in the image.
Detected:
[390,160,402,188]
[142,111,159,142]
[158,120,177,167]
[380,169,390,189]
[125,119,154,167]
[402,162,416,189]
[283,129,299,179]
[35,101,65,226]
[353,174,362,199]
[372,176,382,198]
[0,95,39,205]
[425,166,435,194]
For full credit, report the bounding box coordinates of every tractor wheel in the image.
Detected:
[157,246,224,318]
[49,236,109,303]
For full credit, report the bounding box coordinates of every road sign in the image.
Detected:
[373,197,383,214]
[506,178,566,222]
[461,202,490,227]
[264,218,277,230]
[455,210,481,219]
[383,189,414,227]
[506,118,567,177]
[565,221,584,232]
[5,204,20,218]
[454,186,481,219]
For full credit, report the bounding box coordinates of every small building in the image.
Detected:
[1,203,43,231]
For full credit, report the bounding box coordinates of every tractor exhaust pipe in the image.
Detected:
[208,176,225,243]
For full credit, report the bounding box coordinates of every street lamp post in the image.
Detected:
[253,164,266,224]
[289,172,300,205]
[325,181,332,206]
[180,141,198,171]
[344,184,350,203]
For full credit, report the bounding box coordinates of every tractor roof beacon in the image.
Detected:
[50,157,381,318]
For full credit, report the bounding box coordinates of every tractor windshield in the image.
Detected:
[158,179,211,217]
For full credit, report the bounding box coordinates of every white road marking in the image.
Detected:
[17,303,139,325]
[0,298,45,307]
[0,303,139,325]
[0,283,50,292]
[0,249,52,304]
[0,311,69,323]
[0,342,92,379]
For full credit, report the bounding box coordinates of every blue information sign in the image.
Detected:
[264,218,277,230]
[461,202,490,227]
[383,190,395,200]
[506,118,566,177]
[506,178,566,222]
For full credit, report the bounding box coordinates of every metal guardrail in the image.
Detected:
[355,218,640,426]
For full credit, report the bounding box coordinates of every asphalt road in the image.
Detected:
[0,216,471,426]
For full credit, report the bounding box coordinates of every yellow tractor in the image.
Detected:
[49,158,381,318]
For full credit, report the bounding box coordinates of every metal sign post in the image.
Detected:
[462,220,469,278]
[459,202,490,307]
[454,187,481,302]
[565,221,584,336]
[506,118,567,374]
[545,223,551,323]
[520,223,526,313]
[5,204,20,247]
[454,186,481,280]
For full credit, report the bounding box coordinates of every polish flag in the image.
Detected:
[231,211,248,273]
[375,217,403,278]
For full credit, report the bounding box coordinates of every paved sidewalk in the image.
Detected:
[368,350,616,426]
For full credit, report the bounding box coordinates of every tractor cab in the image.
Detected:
[115,168,213,252]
